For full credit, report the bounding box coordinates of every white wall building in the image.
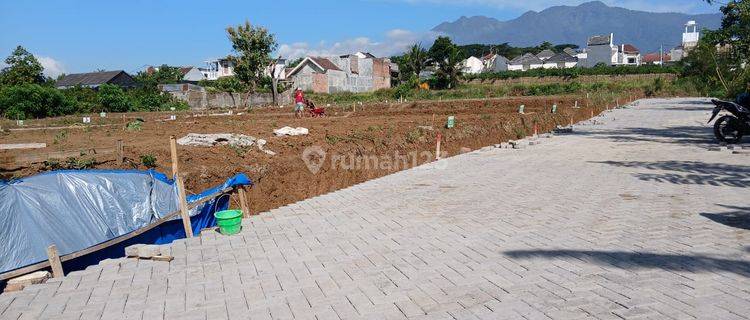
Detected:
[616,44,641,66]
[682,20,700,50]
[460,56,484,74]
[201,58,235,80]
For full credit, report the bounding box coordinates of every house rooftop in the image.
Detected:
[536,49,555,60]
[546,53,578,63]
[309,57,342,71]
[56,70,132,88]
[619,44,640,54]
[510,53,543,65]
[642,52,671,63]
[588,34,612,46]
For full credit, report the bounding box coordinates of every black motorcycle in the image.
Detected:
[708,98,750,144]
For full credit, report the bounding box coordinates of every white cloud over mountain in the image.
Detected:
[278,29,439,59]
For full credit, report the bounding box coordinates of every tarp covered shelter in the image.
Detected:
[0,169,251,275]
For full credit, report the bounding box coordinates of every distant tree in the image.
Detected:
[0,46,45,86]
[286,57,304,69]
[429,36,456,65]
[134,65,183,91]
[538,41,553,52]
[225,20,277,106]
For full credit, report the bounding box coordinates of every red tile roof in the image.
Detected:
[620,44,640,54]
[310,57,341,71]
[642,53,671,63]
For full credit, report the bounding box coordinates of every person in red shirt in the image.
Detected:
[294,88,305,118]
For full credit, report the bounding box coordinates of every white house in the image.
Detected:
[682,20,700,51]
[508,53,544,71]
[482,54,509,72]
[616,44,641,66]
[460,56,484,74]
[585,33,617,67]
[545,53,578,69]
[265,59,287,80]
[201,58,235,80]
[180,67,205,82]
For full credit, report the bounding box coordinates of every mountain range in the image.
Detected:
[431,1,722,53]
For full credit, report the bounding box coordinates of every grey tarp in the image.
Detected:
[0,170,184,274]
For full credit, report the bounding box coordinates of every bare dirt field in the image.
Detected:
[1,93,642,213]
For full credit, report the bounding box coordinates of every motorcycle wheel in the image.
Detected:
[713,115,744,144]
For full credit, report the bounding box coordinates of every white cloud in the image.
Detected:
[278,29,439,59]
[389,0,704,13]
[37,56,67,78]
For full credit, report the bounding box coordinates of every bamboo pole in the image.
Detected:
[46,245,64,278]
[170,136,194,238]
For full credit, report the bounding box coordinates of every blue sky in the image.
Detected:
[0,0,718,77]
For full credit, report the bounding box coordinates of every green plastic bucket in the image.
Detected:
[214,209,243,235]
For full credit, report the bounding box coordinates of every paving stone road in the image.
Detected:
[1,98,749,320]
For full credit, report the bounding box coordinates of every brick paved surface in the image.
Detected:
[2,98,749,320]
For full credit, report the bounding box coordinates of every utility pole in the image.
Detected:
[659,44,664,65]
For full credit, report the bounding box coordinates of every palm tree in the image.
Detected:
[405,44,428,78]
[437,46,463,89]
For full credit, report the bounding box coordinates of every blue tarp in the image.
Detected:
[0,169,251,275]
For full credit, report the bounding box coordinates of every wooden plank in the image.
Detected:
[169,136,179,179]
[238,186,250,218]
[0,186,231,281]
[170,136,193,238]
[46,245,64,278]
[0,143,46,150]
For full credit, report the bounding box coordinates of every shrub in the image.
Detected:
[140,154,157,168]
[0,84,73,119]
[98,84,131,112]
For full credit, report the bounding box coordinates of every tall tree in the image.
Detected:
[226,21,277,106]
[684,0,749,97]
[0,46,45,86]
[429,36,455,65]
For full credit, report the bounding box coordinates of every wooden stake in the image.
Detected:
[435,132,442,160]
[170,136,180,179]
[170,136,194,238]
[116,139,124,164]
[533,123,538,136]
[46,245,64,278]
[238,186,250,218]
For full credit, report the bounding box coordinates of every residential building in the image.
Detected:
[202,58,235,80]
[482,54,509,72]
[507,53,544,71]
[56,70,137,89]
[287,53,391,93]
[642,52,671,65]
[265,59,287,80]
[682,20,700,51]
[179,67,205,82]
[562,47,577,57]
[536,49,555,61]
[585,33,617,67]
[460,56,484,74]
[545,53,578,69]
[617,44,641,66]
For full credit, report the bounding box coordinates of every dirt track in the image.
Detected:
[1,94,641,213]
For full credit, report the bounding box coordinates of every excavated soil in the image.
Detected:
[1,93,643,213]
